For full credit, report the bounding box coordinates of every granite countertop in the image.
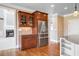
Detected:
[62,35,79,44]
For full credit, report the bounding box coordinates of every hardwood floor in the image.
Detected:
[49,42,60,56]
[0,43,60,56]
[0,46,48,56]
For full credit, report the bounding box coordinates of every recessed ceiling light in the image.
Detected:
[64,7,68,10]
[50,4,55,8]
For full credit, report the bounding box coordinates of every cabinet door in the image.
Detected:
[21,35,37,49]
[27,14,33,27]
[18,12,27,27]
[75,44,79,56]
[22,38,30,49]
[18,11,33,27]
[44,14,48,21]
[36,13,42,20]
[30,39,37,47]
[41,14,47,21]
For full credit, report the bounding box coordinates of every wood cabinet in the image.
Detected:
[32,11,48,47]
[21,35,37,50]
[18,11,48,49]
[18,11,48,27]
[32,11,48,34]
[33,11,48,21]
[18,11,33,27]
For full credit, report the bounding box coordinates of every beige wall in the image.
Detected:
[64,15,79,36]
[57,16,64,38]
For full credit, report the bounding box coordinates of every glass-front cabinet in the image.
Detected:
[18,11,33,27]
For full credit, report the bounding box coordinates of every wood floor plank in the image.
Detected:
[0,43,60,56]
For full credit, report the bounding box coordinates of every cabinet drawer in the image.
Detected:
[62,39,71,45]
[62,42,74,50]
[61,47,74,56]
[22,35,32,39]
[62,39,74,48]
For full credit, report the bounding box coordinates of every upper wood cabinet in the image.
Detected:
[32,11,48,28]
[18,11,33,27]
[33,11,48,21]
[18,11,48,27]
[32,11,48,35]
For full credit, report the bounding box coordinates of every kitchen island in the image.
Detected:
[60,35,79,56]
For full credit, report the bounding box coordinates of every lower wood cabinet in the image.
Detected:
[21,35,37,50]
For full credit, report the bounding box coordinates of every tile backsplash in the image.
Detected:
[19,27,32,35]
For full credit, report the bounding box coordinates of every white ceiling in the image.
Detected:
[1,3,79,15]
